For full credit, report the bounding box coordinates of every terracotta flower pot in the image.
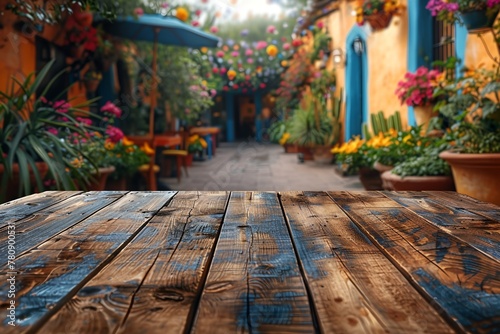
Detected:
[83,79,100,93]
[359,167,383,190]
[298,146,314,161]
[186,153,194,167]
[87,166,116,191]
[439,151,500,205]
[312,145,334,164]
[374,161,394,190]
[381,171,455,191]
[284,143,299,154]
[413,105,436,134]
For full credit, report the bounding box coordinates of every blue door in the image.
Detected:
[345,27,368,141]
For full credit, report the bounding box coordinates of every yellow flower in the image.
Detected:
[104,140,115,150]
[201,47,208,54]
[141,142,155,156]
[227,69,237,80]
[199,138,208,149]
[122,137,134,146]
[126,147,135,153]
[176,7,189,21]
[402,134,412,144]
[279,133,290,146]
[188,134,200,144]
[70,157,83,168]
[266,45,278,57]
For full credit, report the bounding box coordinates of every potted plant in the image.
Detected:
[82,68,103,93]
[0,60,97,202]
[426,0,500,33]
[396,66,443,133]
[434,65,500,205]
[187,134,208,164]
[355,0,404,31]
[382,138,455,191]
[64,11,98,58]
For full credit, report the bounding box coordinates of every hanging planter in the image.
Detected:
[460,9,499,34]
[365,11,393,31]
[83,79,100,93]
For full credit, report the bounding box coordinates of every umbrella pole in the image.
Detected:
[147,28,160,191]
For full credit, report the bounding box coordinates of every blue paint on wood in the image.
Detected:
[413,268,500,333]
[477,236,500,260]
[255,92,263,142]
[434,232,451,263]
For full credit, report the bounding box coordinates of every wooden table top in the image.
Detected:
[189,127,221,136]
[1,191,499,333]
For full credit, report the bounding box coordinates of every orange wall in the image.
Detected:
[465,31,498,69]
[320,0,409,134]
[0,10,36,93]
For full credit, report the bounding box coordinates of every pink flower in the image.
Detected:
[247,58,254,64]
[106,125,124,143]
[210,89,217,97]
[40,96,48,104]
[256,41,267,50]
[216,50,224,58]
[195,9,202,16]
[266,25,276,34]
[282,43,291,51]
[76,117,92,126]
[317,21,324,29]
[54,100,71,113]
[210,26,219,33]
[245,49,253,56]
[134,7,144,16]
[231,51,239,57]
[47,128,58,136]
[100,101,122,118]
[192,20,200,27]
[160,3,169,9]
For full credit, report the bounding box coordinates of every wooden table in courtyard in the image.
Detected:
[1,191,499,333]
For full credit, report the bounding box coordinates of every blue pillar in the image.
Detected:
[225,92,235,142]
[407,0,434,125]
[255,91,263,142]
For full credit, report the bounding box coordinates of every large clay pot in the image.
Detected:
[439,151,500,205]
[284,143,299,154]
[381,171,455,191]
[373,161,394,190]
[298,146,314,161]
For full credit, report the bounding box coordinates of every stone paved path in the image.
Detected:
[161,142,364,191]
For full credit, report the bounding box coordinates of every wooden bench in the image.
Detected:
[1,191,498,333]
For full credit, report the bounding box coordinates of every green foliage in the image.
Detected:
[434,66,500,153]
[365,111,403,139]
[0,60,96,200]
[391,139,452,177]
[267,120,288,143]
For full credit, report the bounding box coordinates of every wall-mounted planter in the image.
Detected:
[460,10,499,34]
[365,12,393,31]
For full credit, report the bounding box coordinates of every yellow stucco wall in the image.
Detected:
[465,31,498,69]
[321,0,409,133]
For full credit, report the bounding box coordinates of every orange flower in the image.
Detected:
[176,7,189,22]
[266,45,278,57]
[141,142,155,156]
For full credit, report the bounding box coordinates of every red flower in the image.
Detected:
[106,125,124,143]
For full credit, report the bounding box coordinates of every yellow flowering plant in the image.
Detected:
[187,135,208,153]
[331,136,373,173]
[105,137,150,180]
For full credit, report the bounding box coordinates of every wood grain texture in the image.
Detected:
[383,191,500,261]
[0,192,175,334]
[328,190,402,209]
[0,191,82,229]
[281,191,454,334]
[0,192,125,261]
[332,192,500,334]
[116,192,229,334]
[35,192,227,334]
[192,192,315,333]
[424,191,500,222]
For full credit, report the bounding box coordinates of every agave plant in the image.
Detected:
[0,59,98,201]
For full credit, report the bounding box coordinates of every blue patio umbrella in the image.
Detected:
[102,15,219,136]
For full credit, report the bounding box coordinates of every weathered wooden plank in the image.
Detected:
[384,191,500,261]
[0,191,175,333]
[332,192,500,334]
[192,192,315,333]
[281,191,454,333]
[0,192,126,261]
[424,191,500,222]
[0,191,82,230]
[36,192,228,334]
[328,190,402,209]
